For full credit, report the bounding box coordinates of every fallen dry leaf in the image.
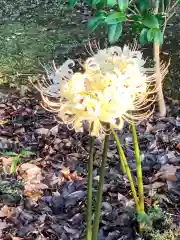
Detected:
[0,205,11,218]
[35,128,49,135]
[61,167,70,180]
[18,163,42,182]
[1,157,13,173]
[176,143,180,151]
[144,181,165,197]
[152,181,165,188]
[9,234,24,240]
[24,189,43,201]
[11,237,24,240]
[18,163,46,201]
[49,124,59,136]
[24,182,48,191]
[0,221,9,230]
[150,164,180,182]
[0,119,9,125]
[159,164,180,181]
[61,167,83,181]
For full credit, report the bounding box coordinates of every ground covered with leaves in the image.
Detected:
[0,89,179,240]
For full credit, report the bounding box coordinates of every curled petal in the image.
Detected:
[31,59,75,97]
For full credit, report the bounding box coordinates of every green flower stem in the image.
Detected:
[111,128,126,174]
[111,127,140,212]
[92,134,109,240]
[86,136,95,240]
[131,122,144,214]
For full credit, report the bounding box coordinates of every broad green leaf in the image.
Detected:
[69,0,79,8]
[88,15,105,31]
[20,151,35,156]
[96,0,106,9]
[105,12,126,25]
[95,10,106,17]
[142,14,159,29]
[88,0,93,5]
[132,22,142,34]
[10,156,20,174]
[139,28,148,45]
[107,0,116,7]
[147,28,155,42]
[154,30,164,46]
[137,0,149,13]
[108,22,122,44]
[118,0,129,11]
[92,0,101,5]
[129,14,143,22]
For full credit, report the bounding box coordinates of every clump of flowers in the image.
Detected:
[34,44,168,240]
[36,45,167,137]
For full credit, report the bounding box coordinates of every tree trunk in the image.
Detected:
[153,42,166,117]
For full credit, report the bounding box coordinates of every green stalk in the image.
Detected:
[86,136,94,240]
[111,127,140,212]
[92,134,109,240]
[131,122,144,214]
[111,129,126,174]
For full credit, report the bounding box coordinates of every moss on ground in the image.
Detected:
[0,0,89,85]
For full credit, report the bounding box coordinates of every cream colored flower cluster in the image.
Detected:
[36,45,168,137]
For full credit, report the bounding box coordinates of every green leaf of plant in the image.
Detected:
[108,22,122,44]
[129,14,143,22]
[10,156,20,174]
[139,28,148,45]
[20,151,35,156]
[154,30,164,46]
[147,28,155,42]
[137,0,149,13]
[95,10,106,17]
[95,0,106,9]
[69,0,79,8]
[107,0,116,7]
[132,22,142,34]
[92,0,101,5]
[88,15,105,31]
[142,14,159,29]
[88,0,93,5]
[118,0,129,11]
[105,12,126,25]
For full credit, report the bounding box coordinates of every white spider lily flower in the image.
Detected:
[35,45,168,137]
